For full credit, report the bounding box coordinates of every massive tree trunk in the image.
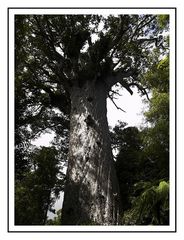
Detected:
[61,79,121,225]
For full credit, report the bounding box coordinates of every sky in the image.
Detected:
[107,87,147,128]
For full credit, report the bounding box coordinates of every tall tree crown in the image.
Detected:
[15,14,168,98]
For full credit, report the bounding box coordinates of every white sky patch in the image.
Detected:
[107,89,146,128]
[31,132,55,146]
[81,20,105,53]
[47,192,64,220]
[55,46,64,56]
[40,89,46,94]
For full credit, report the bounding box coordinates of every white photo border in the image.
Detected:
[8,7,176,233]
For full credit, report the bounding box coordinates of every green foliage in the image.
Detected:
[143,55,169,93]
[111,123,143,211]
[15,147,65,225]
[46,209,62,225]
[15,14,168,92]
[145,91,169,122]
[15,15,70,225]
[113,51,169,225]
[123,181,169,225]
[142,54,169,180]
[157,15,169,30]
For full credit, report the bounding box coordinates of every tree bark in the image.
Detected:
[61,79,121,225]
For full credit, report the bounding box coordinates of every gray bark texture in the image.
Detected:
[61,79,121,225]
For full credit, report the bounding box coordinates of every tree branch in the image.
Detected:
[106,67,150,101]
[129,82,150,101]
[110,17,134,58]
[109,89,122,97]
[136,37,158,46]
[108,93,126,112]
[118,79,134,95]
[107,68,135,91]
[131,16,156,41]
[34,16,64,62]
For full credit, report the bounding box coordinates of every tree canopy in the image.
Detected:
[15,14,168,109]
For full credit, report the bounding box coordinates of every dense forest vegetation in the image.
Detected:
[15,14,169,225]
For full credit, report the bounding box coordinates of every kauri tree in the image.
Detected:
[15,14,168,225]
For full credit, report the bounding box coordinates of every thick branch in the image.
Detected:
[136,37,158,47]
[107,69,135,92]
[129,82,150,101]
[118,79,133,95]
[106,68,150,100]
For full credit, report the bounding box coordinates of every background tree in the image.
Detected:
[111,122,143,211]
[112,44,169,225]
[15,146,65,225]
[15,16,69,225]
[15,14,169,225]
[142,53,169,180]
